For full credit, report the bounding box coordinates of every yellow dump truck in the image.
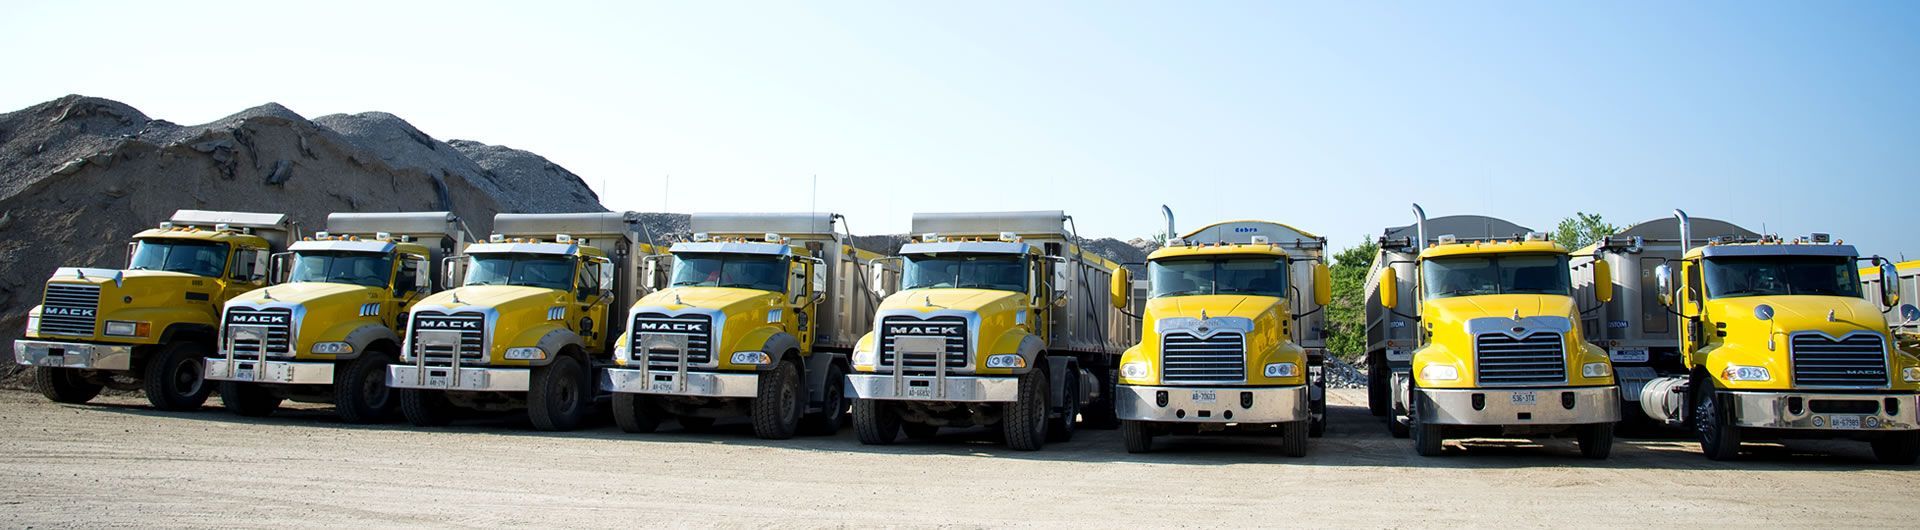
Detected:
[1369,204,1620,458]
[16,210,297,410]
[1634,211,1920,463]
[847,211,1135,450]
[602,213,895,439]
[1110,218,1331,455]
[388,212,657,431]
[206,212,469,422]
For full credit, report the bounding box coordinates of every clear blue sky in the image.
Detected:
[4,2,1915,258]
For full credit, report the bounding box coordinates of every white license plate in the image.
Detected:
[233,367,256,381]
[425,372,451,387]
[1191,390,1217,404]
[906,384,934,398]
[1830,415,1864,430]
[1610,349,1649,363]
[1510,391,1537,406]
[650,379,677,393]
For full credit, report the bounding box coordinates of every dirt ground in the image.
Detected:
[1,388,1915,528]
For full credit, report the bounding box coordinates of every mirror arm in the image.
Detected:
[1387,309,1421,321]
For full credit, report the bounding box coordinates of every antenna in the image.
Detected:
[810,174,818,219]
[663,174,670,212]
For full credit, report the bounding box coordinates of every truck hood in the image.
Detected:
[416,285,564,312]
[229,282,379,308]
[636,286,780,314]
[1144,294,1284,322]
[1424,294,1578,326]
[1709,295,1888,340]
[880,288,1024,314]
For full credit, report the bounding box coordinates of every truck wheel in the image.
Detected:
[1367,357,1389,417]
[1045,368,1079,443]
[613,393,662,434]
[1410,388,1446,457]
[852,399,900,445]
[528,355,592,432]
[1121,420,1154,453]
[1003,369,1050,451]
[1870,431,1920,465]
[1080,367,1120,430]
[799,362,848,436]
[219,381,281,417]
[1577,423,1614,459]
[751,360,805,440]
[1692,378,1742,461]
[903,422,939,440]
[32,367,102,404]
[334,351,396,424]
[678,416,716,433]
[399,389,454,427]
[1309,391,1328,438]
[1280,419,1310,458]
[143,341,213,411]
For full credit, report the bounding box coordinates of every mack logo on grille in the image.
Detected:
[417,319,482,330]
[637,321,706,333]
[888,325,961,335]
[229,314,287,325]
[42,307,95,317]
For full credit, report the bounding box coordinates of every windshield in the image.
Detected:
[1422,254,1571,299]
[289,251,394,288]
[902,254,1027,291]
[1704,256,1862,299]
[129,239,229,277]
[1150,257,1290,298]
[463,253,575,290]
[670,253,787,292]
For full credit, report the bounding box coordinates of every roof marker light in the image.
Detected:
[1437,234,1459,245]
[1524,232,1549,242]
[489,234,505,243]
[556,234,574,244]
[376,232,393,241]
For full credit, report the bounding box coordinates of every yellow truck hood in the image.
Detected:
[417,285,563,311]
[1144,294,1281,322]
[637,286,779,313]
[232,282,380,307]
[1424,294,1577,325]
[880,288,1022,314]
[1709,295,1887,338]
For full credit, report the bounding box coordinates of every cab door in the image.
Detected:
[576,257,615,353]
[787,257,816,354]
[1678,259,1708,367]
[218,246,270,306]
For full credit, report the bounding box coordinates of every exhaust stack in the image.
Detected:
[1161,205,1176,242]
[1412,203,1429,255]
[1674,209,1692,252]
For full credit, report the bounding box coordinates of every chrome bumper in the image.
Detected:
[387,364,530,392]
[1726,391,1919,431]
[13,340,133,371]
[1115,384,1308,424]
[601,367,758,398]
[204,358,336,385]
[1416,386,1621,426]
[845,373,1019,402]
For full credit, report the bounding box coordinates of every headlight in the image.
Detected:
[1581,362,1611,378]
[1121,362,1149,379]
[504,347,546,361]
[312,342,354,354]
[1420,364,1459,382]
[731,351,771,365]
[25,312,40,334]
[1903,367,1920,383]
[1723,365,1770,382]
[613,342,629,364]
[986,354,1025,369]
[104,320,149,337]
[852,349,876,368]
[1264,362,1298,378]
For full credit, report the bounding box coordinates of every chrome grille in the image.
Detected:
[879,316,968,375]
[631,313,713,369]
[1475,332,1567,386]
[38,283,100,336]
[224,307,293,358]
[409,312,486,367]
[1159,332,1245,384]
[1791,333,1888,387]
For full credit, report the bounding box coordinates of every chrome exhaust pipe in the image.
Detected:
[1674,209,1692,251]
[1161,205,1176,242]
[1412,203,1428,254]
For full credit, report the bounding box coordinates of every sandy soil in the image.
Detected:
[1,388,1914,528]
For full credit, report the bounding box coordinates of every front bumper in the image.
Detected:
[846,373,1019,402]
[1416,386,1621,426]
[601,367,758,398]
[14,340,133,371]
[1115,384,1308,424]
[387,364,530,392]
[205,358,336,385]
[1726,391,1919,431]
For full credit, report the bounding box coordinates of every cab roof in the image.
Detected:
[1685,242,1858,260]
[1421,239,1566,259]
[1149,243,1290,261]
[133,226,269,246]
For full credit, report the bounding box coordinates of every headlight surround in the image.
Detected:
[613,342,629,364]
[1903,367,1920,383]
[1723,365,1770,382]
[731,351,771,365]
[1120,362,1149,380]
[25,312,40,334]
[504,347,546,361]
[1581,362,1611,378]
[104,320,150,337]
[312,342,354,355]
[1420,364,1459,382]
[985,354,1025,369]
[852,348,876,368]
[1264,362,1298,378]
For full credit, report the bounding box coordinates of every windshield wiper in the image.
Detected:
[718,283,764,289]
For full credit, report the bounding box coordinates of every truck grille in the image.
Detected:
[224,307,293,358]
[1475,332,1567,386]
[879,316,968,375]
[38,283,100,336]
[1791,333,1888,387]
[631,313,713,369]
[409,312,486,367]
[1160,332,1245,384]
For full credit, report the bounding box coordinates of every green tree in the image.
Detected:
[1325,238,1378,360]
[1553,212,1619,250]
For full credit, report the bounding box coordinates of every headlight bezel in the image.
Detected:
[504,347,547,361]
[104,320,149,338]
[1120,362,1149,380]
[1723,365,1770,382]
[1420,364,1459,382]
[1263,362,1299,378]
[311,342,354,355]
[1581,362,1611,378]
[985,354,1025,369]
[852,349,876,368]
[731,351,772,366]
[1902,366,1920,383]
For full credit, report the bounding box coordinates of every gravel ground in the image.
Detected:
[1,388,1914,528]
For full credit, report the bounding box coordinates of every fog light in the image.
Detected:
[1581,362,1610,378]
[1156,390,1169,407]
[1263,362,1298,378]
[732,351,771,365]
[1121,362,1149,380]
[1420,364,1459,382]
[504,347,546,361]
[1240,391,1254,409]
[312,342,353,354]
[1723,365,1770,382]
[985,354,1025,369]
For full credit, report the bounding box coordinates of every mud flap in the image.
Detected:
[803,352,841,413]
[1044,356,1091,411]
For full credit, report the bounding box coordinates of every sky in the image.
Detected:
[3,1,1916,259]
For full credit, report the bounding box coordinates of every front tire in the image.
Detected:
[1410,387,1446,457]
[1871,431,1920,465]
[1004,369,1050,451]
[612,393,662,434]
[1692,378,1741,461]
[528,355,593,432]
[1121,420,1155,453]
[33,367,102,404]
[750,359,804,440]
[219,381,281,417]
[1280,419,1310,458]
[143,341,213,411]
[333,352,397,424]
[1577,423,1614,459]
[852,398,900,445]
[399,389,454,427]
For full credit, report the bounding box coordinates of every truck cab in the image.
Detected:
[1639,212,1920,463]
[207,212,466,422]
[17,210,293,411]
[1379,205,1620,458]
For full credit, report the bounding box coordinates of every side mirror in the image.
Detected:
[268,252,293,284]
[1379,268,1398,309]
[1050,257,1070,300]
[1880,262,1900,308]
[1109,267,1132,310]
[416,260,433,293]
[867,260,888,297]
[1900,304,1919,327]
[126,241,139,269]
[1654,264,1674,308]
[1593,259,1614,304]
[441,256,462,289]
[810,258,827,296]
[1312,263,1332,307]
[600,260,616,298]
[641,255,663,291]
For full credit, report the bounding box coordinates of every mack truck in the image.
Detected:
[388,212,658,431]
[1367,205,1620,458]
[16,210,297,410]
[1626,210,1920,463]
[1110,215,1332,455]
[847,211,1135,450]
[207,212,469,422]
[602,212,896,439]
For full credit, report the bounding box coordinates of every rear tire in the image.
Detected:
[1367,357,1389,417]
[1045,367,1079,443]
[1871,431,1920,465]
[399,389,454,427]
[1121,420,1154,453]
[1692,378,1742,461]
[1577,423,1615,459]
[1308,389,1328,438]
[1080,366,1120,430]
[333,352,396,424]
[799,362,847,436]
[1004,369,1050,451]
[219,381,281,417]
[1280,419,1310,458]
[528,355,592,432]
[143,341,213,411]
[852,399,900,445]
[750,360,804,440]
[612,393,662,434]
[33,367,102,404]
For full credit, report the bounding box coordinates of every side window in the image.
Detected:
[229,249,263,282]
[579,260,602,294]
[1685,262,1703,303]
[398,258,421,293]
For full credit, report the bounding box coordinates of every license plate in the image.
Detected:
[425,371,451,387]
[1610,349,1649,363]
[1191,390,1217,404]
[233,366,256,381]
[1830,415,1864,429]
[1509,391,1537,406]
[650,379,677,393]
[906,384,934,398]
